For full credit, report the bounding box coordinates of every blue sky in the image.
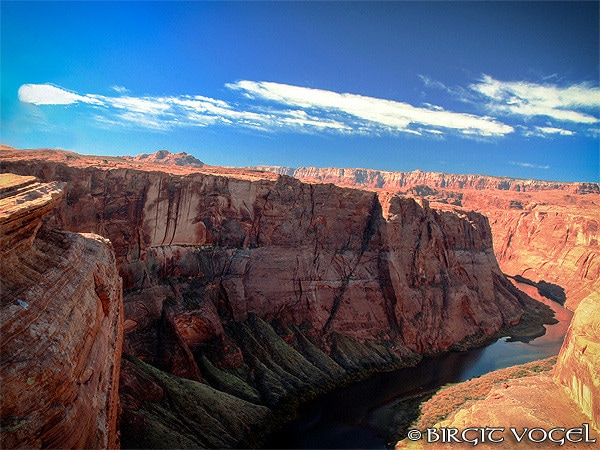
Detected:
[2,1,599,182]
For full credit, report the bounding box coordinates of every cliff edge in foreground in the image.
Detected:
[0,174,123,449]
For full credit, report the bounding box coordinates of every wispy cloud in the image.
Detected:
[111,85,129,94]
[19,77,599,141]
[535,126,575,136]
[471,75,600,124]
[228,80,514,137]
[18,83,350,133]
[420,74,600,138]
[509,161,550,170]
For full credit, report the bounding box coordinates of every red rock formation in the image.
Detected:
[122,149,205,168]
[0,174,64,252]
[248,165,600,310]
[1,149,526,355]
[2,149,562,448]
[0,174,123,449]
[554,293,600,429]
[249,165,599,194]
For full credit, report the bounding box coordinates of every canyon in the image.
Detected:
[1,147,597,448]
[249,165,600,311]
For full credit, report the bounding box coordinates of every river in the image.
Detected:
[265,285,573,449]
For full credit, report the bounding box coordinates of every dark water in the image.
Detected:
[265,289,573,449]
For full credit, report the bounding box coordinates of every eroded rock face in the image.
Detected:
[1,153,525,354]
[0,174,64,253]
[249,165,600,311]
[248,165,599,194]
[0,174,123,449]
[1,149,546,448]
[480,195,599,311]
[554,294,600,429]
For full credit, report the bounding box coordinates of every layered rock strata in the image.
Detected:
[248,165,599,194]
[554,294,600,429]
[0,174,123,449]
[249,165,600,310]
[1,152,528,352]
[1,149,551,447]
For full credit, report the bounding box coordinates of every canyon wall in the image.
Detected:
[0,174,123,449]
[1,151,528,353]
[250,165,600,310]
[554,293,600,429]
[1,149,555,447]
[249,166,599,194]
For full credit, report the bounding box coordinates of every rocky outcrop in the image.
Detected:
[0,174,64,253]
[554,294,600,429]
[249,165,600,310]
[122,149,205,168]
[0,174,123,449]
[1,149,554,448]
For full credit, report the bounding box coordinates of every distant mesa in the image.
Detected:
[124,149,204,168]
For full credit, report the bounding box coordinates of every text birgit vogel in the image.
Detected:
[406,423,597,446]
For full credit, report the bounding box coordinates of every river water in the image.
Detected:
[265,285,573,449]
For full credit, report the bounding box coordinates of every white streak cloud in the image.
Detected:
[18,83,350,133]
[472,75,600,124]
[536,126,575,136]
[228,80,514,137]
[509,161,550,170]
[111,85,129,93]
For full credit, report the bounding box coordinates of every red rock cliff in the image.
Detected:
[1,150,527,354]
[0,173,123,449]
[2,149,558,448]
[249,165,600,310]
[554,293,600,429]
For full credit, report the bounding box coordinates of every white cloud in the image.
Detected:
[509,161,550,170]
[18,84,104,106]
[17,83,350,134]
[107,96,172,115]
[228,80,514,137]
[536,126,575,136]
[111,85,129,93]
[22,78,597,141]
[471,75,600,124]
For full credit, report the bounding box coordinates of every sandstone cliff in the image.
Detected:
[249,165,600,310]
[554,293,600,429]
[1,149,529,352]
[1,149,553,448]
[0,174,123,449]
[248,165,599,194]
